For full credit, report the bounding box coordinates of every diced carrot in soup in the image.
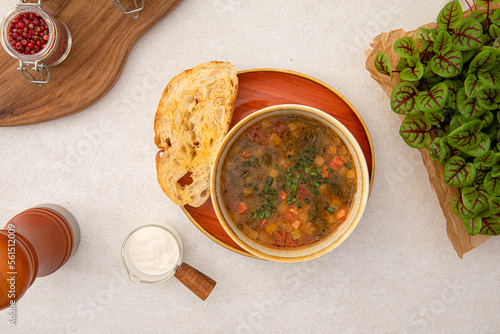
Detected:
[236,202,248,214]
[330,156,343,170]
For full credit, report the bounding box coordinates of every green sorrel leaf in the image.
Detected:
[451,18,483,51]
[430,50,463,78]
[444,156,477,187]
[374,52,393,80]
[399,115,432,149]
[390,82,419,115]
[416,82,449,112]
[437,0,463,31]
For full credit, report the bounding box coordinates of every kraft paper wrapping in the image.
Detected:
[365,12,496,257]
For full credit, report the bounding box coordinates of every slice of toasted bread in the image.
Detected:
[154,61,238,207]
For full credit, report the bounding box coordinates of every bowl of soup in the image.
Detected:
[211,104,369,262]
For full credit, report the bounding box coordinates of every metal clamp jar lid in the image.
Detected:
[0,0,72,87]
[112,0,144,19]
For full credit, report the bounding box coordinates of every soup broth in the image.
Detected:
[221,113,357,249]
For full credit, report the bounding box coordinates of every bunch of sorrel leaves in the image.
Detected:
[375,0,500,236]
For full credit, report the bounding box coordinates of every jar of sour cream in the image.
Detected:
[121,224,183,284]
[121,224,217,300]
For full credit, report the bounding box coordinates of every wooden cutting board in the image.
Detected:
[0,0,182,126]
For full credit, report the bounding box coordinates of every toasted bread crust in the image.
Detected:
[154,61,238,207]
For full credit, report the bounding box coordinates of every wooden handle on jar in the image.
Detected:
[174,262,216,301]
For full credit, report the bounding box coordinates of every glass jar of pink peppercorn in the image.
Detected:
[0,1,72,87]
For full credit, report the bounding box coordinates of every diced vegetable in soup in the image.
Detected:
[221,114,357,249]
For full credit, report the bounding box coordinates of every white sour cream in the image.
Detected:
[127,226,180,276]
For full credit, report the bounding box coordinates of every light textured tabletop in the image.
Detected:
[1,1,499,333]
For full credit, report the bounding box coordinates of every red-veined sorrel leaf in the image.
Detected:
[463,216,483,235]
[489,196,500,213]
[443,80,461,109]
[434,30,452,55]
[491,166,500,178]
[479,214,500,235]
[470,9,487,23]
[464,73,485,98]
[462,185,489,214]
[469,49,497,72]
[451,195,476,218]
[492,8,500,26]
[484,171,500,196]
[452,18,483,51]
[429,136,452,164]
[444,156,476,187]
[422,64,444,85]
[393,37,418,60]
[461,133,491,157]
[478,110,494,127]
[375,52,392,80]
[456,87,486,118]
[437,0,463,31]
[416,27,432,49]
[448,119,483,151]
[400,61,424,81]
[399,115,432,149]
[450,113,469,131]
[478,69,500,89]
[417,82,449,112]
[390,82,419,115]
[493,37,500,49]
[490,24,500,39]
[475,162,491,183]
[396,57,409,72]
[477,88,500,110]
[424,111,445,125]
[429,50,463,78]
[475,150,499,166]
[476,0,500,7]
